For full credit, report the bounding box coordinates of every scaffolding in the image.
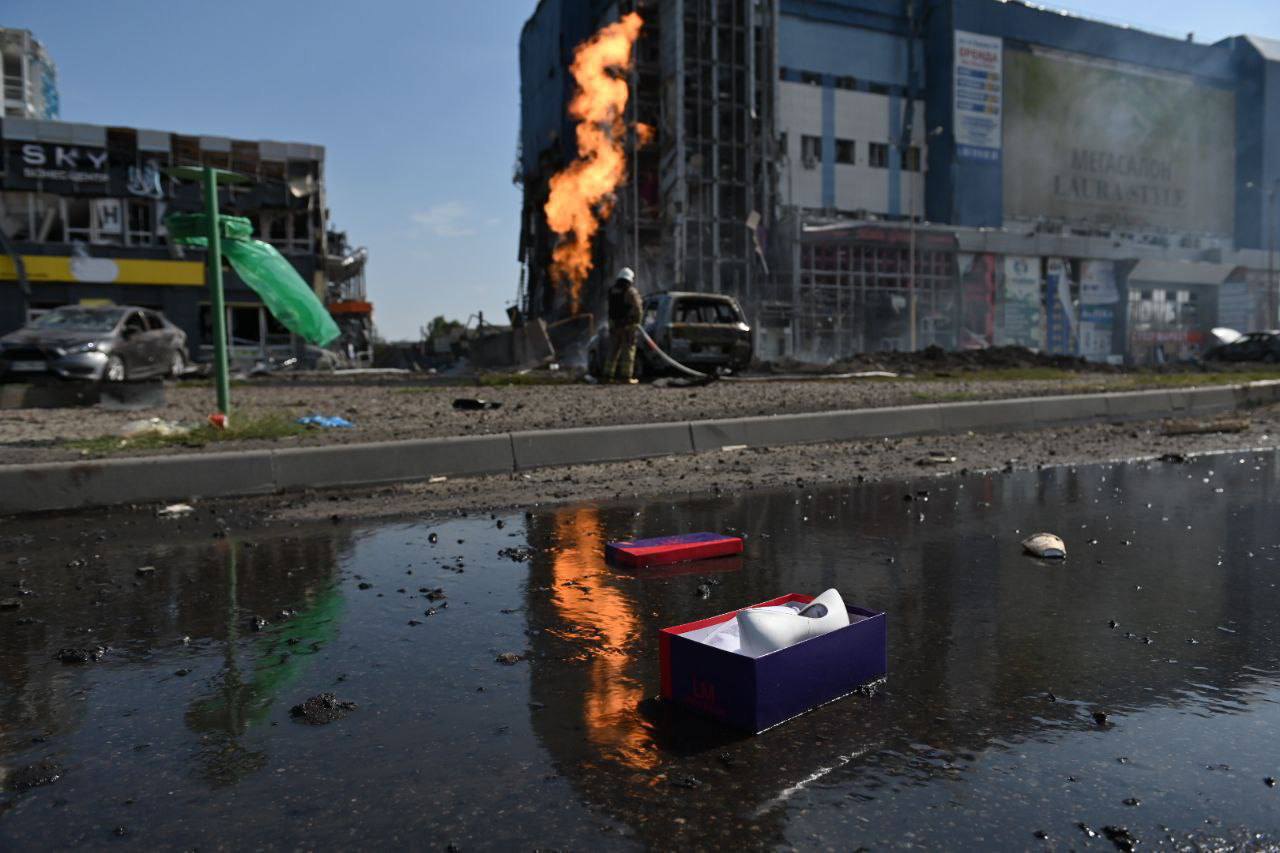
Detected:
[658,0,775,306]
[782,223,960,361]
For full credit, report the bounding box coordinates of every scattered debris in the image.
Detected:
[918,451,957,466]
[4,759,62,792]
[453,398,502,411]
[55,646,106,664]
[495,652,523,665]
[1022,532,1066,559]
[498,546,535,563]
[0,598,21,610]
[289,693,358,725]
[1158,452,1190,464]
[297,414,354,429]
[157,503,195,518]
[1102,825,1138,852]
[207,413,229,431]
[667,774,703,789]
[118,418,189,439]
[425,588,447,601]
[135,566,157,577]
[1162,417,1250,437]
[1092,710,1110,726]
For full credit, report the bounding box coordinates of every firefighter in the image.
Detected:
[604,267,644,383]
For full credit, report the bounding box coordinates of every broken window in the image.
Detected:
[0,191,33,240]
[127,199,154,246]
[65,198,92,243]
[868,142,889,169]
[290,210,312,253]
[835,139,855,165]
[800,135,821,168]
[904,145,921,172]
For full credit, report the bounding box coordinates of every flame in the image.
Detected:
[543,12,644,312]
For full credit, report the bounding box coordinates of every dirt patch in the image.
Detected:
[4,367,1278,465]
[230,401,1280,525]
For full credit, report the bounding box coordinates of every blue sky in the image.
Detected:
[5,1,1279,340]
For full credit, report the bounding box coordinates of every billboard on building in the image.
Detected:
[954,31,1003,163]
[1003,48,1235,235]
[997,255,1043,350]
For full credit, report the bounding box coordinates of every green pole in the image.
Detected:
[204,166,231,415]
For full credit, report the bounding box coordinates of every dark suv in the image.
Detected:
[588,291,752,377]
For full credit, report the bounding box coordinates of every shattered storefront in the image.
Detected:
[1123,260,1234,365]
[783,223,959,360]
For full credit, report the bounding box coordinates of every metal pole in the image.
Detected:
[1270,184,1277,328]
[204,166,231,416]
[909,164,917,351]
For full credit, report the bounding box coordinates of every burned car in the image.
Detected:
[1203,330,1280,364]
[588,291,752,377]
[0,305,189,382]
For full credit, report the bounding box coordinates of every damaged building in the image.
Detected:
[0,116,373,365]
[517,0,1280,364]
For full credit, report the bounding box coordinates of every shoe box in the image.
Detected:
[605,532,743,568]
[659,593,887,734]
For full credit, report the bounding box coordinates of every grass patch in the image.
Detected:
[67,413,306,455]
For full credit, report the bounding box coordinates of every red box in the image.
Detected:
[605,532,744,568]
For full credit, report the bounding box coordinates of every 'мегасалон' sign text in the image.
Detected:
[1052,149,1186,212]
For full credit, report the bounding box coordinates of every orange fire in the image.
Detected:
[543,12,644,312]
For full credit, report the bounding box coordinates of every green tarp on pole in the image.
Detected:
[166,213,340,346]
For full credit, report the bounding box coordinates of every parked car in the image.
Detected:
[1203,330,1280,363]
[0,305,189,382]
[588,291,753,377]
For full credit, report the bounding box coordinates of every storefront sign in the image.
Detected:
[954,31,1003,163]
[9,141,109,184]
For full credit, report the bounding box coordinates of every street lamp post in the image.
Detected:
[1246,179,1279,329]
[164,166,248,416]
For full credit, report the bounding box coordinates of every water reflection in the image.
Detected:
[519,457,1280,847]
[4,455,1280,847]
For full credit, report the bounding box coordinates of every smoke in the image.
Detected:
[543,12,644,313]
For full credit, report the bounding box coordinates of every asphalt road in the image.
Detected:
[3,450,1280,848]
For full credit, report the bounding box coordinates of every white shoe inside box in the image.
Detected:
[689,589,865,658]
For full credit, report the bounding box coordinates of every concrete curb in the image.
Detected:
[5,380,1280,516]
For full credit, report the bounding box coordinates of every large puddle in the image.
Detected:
[3,453,1280,848]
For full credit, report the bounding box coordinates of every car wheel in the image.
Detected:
[104,355,126,383]
[169,350,187,378]
[1265,352,1279,364]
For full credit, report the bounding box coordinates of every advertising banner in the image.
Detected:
[1079,260,1118,305]
[1078,305,1114,361]
[1045,258,1075,355]
[954,31,1003,163]
[958,253,996,347]
[1077,260,1116,360]
[997,255,1043,349]
[1003,48,1235,235]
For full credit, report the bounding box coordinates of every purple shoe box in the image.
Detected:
[659,593,887,733]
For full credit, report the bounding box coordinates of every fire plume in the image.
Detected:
[543,12,643,312]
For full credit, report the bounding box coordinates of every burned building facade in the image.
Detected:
[0,117,373,364]
[518,0,1280,364]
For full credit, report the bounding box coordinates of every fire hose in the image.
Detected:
[637,327,712,381]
